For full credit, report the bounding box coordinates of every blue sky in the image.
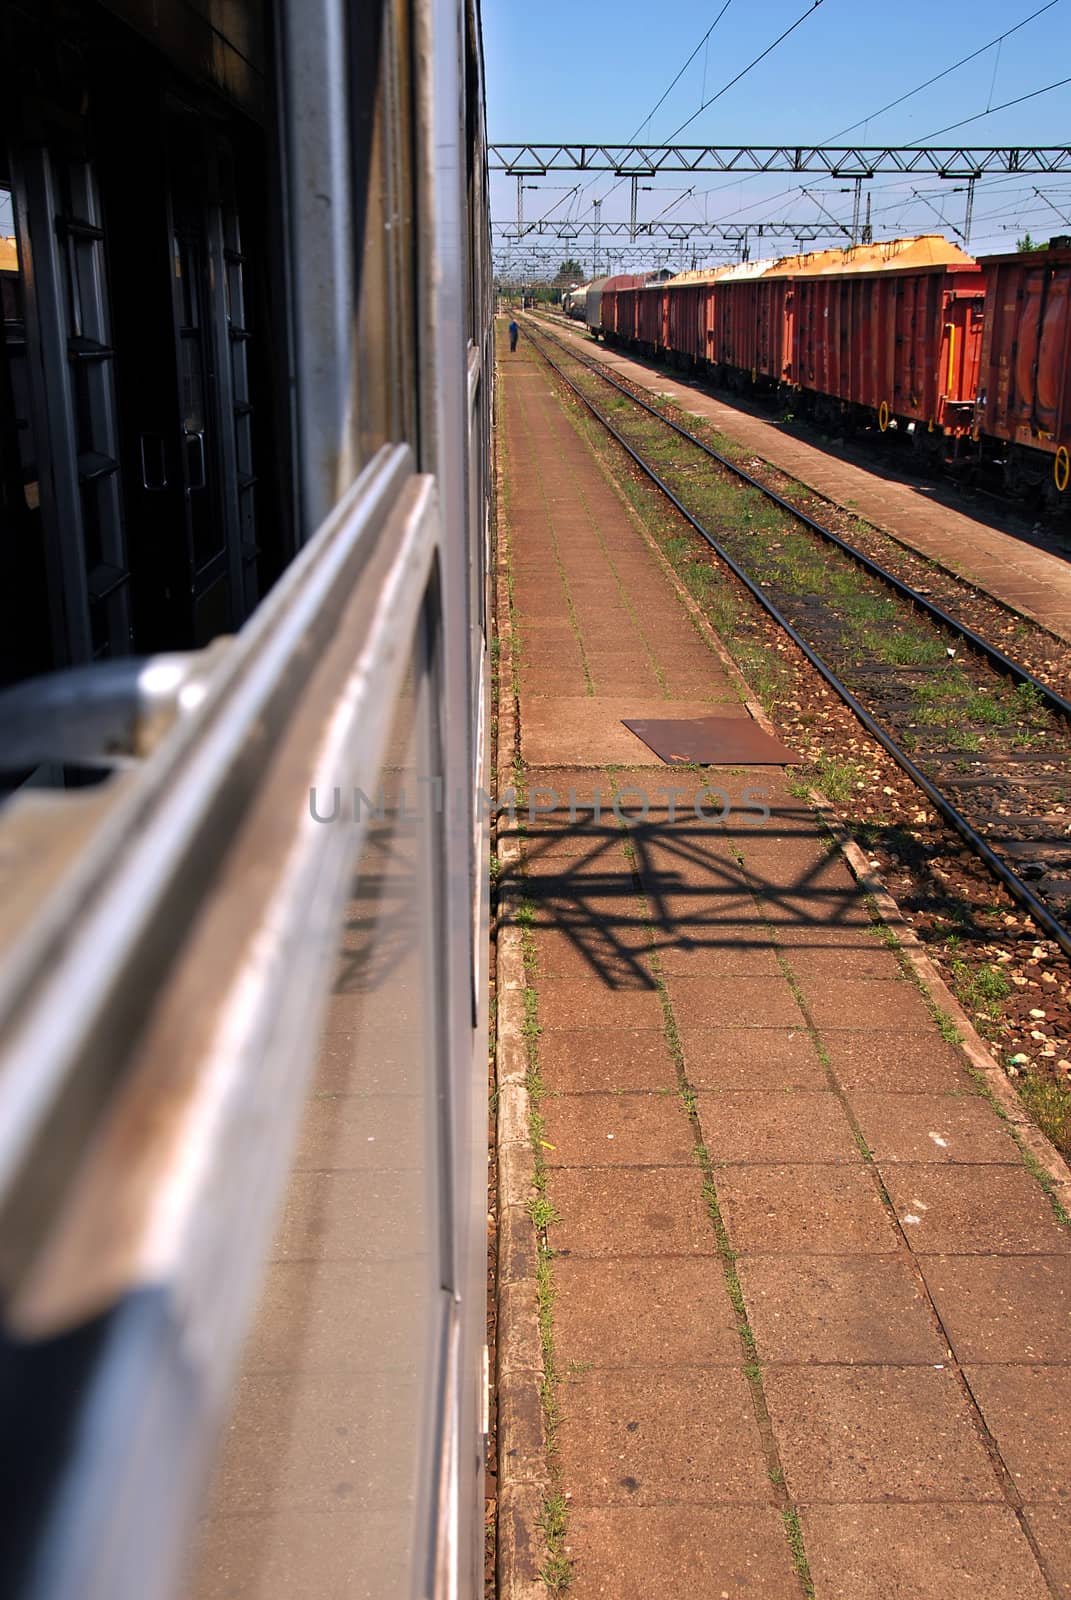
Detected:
[483,0,1071,272]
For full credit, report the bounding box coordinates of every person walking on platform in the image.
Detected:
[509,319,519,353]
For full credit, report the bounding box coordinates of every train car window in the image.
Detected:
[348,0,418,459]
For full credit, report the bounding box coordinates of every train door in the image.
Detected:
[164,107,259,645]
[4,125,134,675]
[99,82,260,651]
[2,5,278,682]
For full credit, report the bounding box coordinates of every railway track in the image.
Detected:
[521,316,1071,961]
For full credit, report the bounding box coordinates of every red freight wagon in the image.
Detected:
[790,256,984,439]
[711,272,792,385]
[976,242,1071,495]
[665,280,708,366]
[594,274,651,341]
[634,283,668,354]
[601,284,633,340]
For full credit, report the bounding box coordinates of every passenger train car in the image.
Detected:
[595,235,1071,502]
[0,1,491,1597]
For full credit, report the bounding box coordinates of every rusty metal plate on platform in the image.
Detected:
[622,716,802,765]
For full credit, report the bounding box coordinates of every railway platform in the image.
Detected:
[545,318,1071,646]
[495,327,1071,1598]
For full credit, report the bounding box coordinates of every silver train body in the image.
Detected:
[0,1,491,1597]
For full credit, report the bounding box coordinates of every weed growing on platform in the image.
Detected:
[934,1009,964,1046]
[782,1509,815,1597]
[1016,1144,1071,1229]
[538,1494,572,1593]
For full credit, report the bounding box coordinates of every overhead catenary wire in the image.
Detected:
[822,0,1062,142]
[628,0,735,143]
[565,3,737,245]
[911,74,1071,144]
[663,0,828,143]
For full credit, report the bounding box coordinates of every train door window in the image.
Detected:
[168,127,237,645]
[11,139,133,669]
[95,66,269,653]
[214,141,260,617]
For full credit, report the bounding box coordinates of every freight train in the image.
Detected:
[0,1,491,1597]
[581,236,1071,503]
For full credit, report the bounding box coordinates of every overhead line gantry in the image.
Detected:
[490,145,1071,176]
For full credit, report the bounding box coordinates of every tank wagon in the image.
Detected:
[562,283,589,319]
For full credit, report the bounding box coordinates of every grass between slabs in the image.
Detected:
[607,778,816,1600]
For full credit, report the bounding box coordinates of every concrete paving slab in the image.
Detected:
[650,933,783,978]
[964,1364,1071,1501]
[716,1164,899,1255]
[800,1504,1051,1599]
[565,1506,801,1599]
[632,850,756,892]
[848,1092,1020,1165]
[665,975,807,1029]
[766,1365,1002,1502]
[923,1255,1071,1362]
[522,697,747,767]
[538,978,664,1031]
[680,1026,827,1090]
[698,1091,860,1165]
[1023,1505,1071,1596]
[782,942,906,978]
[547,1167,715,1257]
[821,1030,975,1093]
[524,828,624,860]
[881,1165,1071,1254]
[759,897,877,937]
[557,1368,772,1506]
[768,918,882,947]
[538,1028,674,1093]
[645,893,771,932]
[739,853,859,895]
[795,974,935,1031]
[532,933,654,984]
[541,1093,696,1168]
[552,1257,741,1368]
[740,1254,946,1364]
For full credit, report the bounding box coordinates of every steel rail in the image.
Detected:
[531,317,1071,721]
[522,321,1071,962]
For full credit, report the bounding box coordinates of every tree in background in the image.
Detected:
[557,258,584,282]
[1017,233,1040,252]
